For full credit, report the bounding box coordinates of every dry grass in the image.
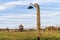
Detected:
[0,31,60,40]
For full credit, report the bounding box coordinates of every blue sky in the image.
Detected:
[0,0,60,29]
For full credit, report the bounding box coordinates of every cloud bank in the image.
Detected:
[0,0,60,10]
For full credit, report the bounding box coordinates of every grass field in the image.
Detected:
[0,31,60,40]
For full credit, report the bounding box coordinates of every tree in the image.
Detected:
[19,24,24,32]
[6,27,9,32]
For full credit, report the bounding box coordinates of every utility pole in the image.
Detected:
[34,3,40,40]
[28,3,40,40]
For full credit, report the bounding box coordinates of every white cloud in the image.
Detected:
[0,0,60,10]
[0,13,36,29]
[0,13,36,20]
[0,1,29,10]
[40,0,60,3]
[41,11,60,17]
[0,11,59,21]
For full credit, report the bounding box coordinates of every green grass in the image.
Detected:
[0,32,37,40]
[0,31,60,40]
